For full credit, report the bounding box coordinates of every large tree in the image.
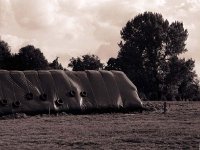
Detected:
[15,45,49,70]
[0,40,12,69]
[68,54,103,71]
[107,12,198,100]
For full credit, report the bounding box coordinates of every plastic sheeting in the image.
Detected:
[0,70,142,115]
[50,70,81,112]
[112,71,142,108]
[100,70,123,108]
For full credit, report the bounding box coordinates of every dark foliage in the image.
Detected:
[49,57,63,70]
[105,57,121,71]
[0,40,12,69]
[13,45,49,70]
[68,54,103,71]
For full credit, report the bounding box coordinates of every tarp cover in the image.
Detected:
[0,70,142,115]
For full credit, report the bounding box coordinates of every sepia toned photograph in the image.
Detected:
[0,0,200,149]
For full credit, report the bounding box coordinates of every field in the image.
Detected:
[0,101,200,150]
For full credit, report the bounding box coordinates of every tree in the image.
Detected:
[15,45,49,70]
[0,40,12,69]
[105,57,121,71]
[68,54,103,71]
[49,57,63,70]
[163,57,197,100]
[110,12,198,100]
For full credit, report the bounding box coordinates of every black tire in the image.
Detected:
[12,101,21,107]
[0,99,8,106]
[40,93,47,101]
[68,90,76,97]
[55,98,64,106]
[25,93,33,100]
[80,91,87,97]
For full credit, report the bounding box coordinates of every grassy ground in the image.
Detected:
[0,101,200,150]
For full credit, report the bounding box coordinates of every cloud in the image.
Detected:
[10,0,59,30]
[96,43,118,63]
[0,34,38,53]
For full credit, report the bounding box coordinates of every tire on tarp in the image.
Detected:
[0,70,13,115]
[24,71,55,114]
[37,70,58,113]
[50,70,81,113]
[10,71,52,114]
[72,71,97,112]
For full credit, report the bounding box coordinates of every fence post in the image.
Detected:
[163,102,167,114]
[48,105,51,116]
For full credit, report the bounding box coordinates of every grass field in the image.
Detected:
[0,101,200,150]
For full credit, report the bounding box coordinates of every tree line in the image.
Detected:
[0,43,63,70]
[0,12,199,101]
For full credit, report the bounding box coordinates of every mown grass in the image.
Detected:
[0,101,199,150]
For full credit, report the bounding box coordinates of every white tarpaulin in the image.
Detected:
[0,70,142,115]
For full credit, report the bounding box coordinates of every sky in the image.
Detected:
[0,0,200,75]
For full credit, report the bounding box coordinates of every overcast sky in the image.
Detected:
[0,0,200,75]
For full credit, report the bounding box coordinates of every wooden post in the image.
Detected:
[163,102,167,114]
[48,105,51,116]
